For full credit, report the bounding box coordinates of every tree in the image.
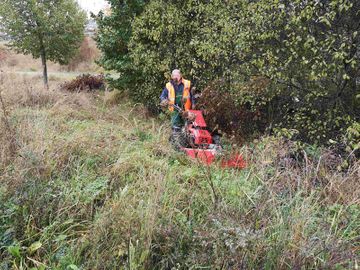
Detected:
[128,0,359,145]
[0,0,86,88]
[236,0,360,144]
[128,0,197,107]
[97,0,359,146]
[94,0,148,94]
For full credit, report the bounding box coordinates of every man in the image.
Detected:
[160,69,192,129]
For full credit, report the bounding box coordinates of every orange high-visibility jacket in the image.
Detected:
[166,78,192,112]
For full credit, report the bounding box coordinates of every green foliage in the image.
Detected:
[94,0,148,94]
[6,242,46,269]
[0,0,86,64]
[343,121,360,155]
[128,0,197,107]
[0,0,86,84]
[98,0,359,146]
[243,0,359,145]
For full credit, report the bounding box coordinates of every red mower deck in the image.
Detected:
[176,108,246,169]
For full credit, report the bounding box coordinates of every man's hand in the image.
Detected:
[182,111,196,121]
[182,97,188,103]
[160,99,169,107]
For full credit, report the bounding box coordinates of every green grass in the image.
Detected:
[0,88,359,269]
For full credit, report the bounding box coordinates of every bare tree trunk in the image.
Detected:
[41,49,48,89]
[39,38,48,89]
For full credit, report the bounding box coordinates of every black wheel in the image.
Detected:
[212,134,221,146]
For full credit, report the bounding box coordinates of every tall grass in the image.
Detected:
[0,74,359,269]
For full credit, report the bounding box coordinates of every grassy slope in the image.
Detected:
[0,78,359,268]
[0,37,101,78]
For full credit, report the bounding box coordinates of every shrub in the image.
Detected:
[196,79,268,143]
[62,74,105,92]
[93,0,148,95]
[99,0,359,146]
[343,121,360,157]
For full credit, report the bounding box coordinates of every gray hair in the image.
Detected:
[171,69,181,77]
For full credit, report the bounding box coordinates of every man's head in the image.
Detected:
[171,69,182,84]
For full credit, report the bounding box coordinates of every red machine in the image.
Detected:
[171,105,246,169]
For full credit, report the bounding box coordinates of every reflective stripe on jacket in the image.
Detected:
[166,79,192,112]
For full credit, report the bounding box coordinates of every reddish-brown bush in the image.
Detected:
[67,37,100,71]
[196,79,269,143]
[62,74,105,92]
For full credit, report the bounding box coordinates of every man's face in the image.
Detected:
[172,73,181,84]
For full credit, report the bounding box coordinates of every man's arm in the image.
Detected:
[160,88,168,101]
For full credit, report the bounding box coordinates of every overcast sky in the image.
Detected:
[77,0,108,15]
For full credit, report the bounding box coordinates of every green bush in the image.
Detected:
[94,0,148,97]
[343,121,360,156]
[97,0,359,146]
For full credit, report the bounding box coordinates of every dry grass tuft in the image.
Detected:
[244,137,360,205]
[0,47,10,65]
[0,73,60,108]
[50,91,98,120]
[0,90,18,167]
[104,90,124,106]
